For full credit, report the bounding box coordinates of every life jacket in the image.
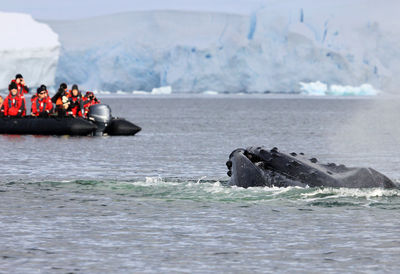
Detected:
[0,93,25,117]
[31,94,37,103]
[55,90,70,107]
[66,92,84,117]
[10,80,28,114]
[31,96,53,116]
[83,93,100,117]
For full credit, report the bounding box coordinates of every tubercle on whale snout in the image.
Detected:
[226,147,280,178]
[229,146,326,176]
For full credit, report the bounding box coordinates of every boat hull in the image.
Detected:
[0,117,97,136]
[0,116,141,136]
[105,118,142,136]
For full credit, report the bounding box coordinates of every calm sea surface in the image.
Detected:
[1,94,400,273]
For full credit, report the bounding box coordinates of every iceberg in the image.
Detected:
[0,12,60,92]
[44,1,400,93]
[202,91,219,95]
[299,81,328,96]
[151,86,172,95]
[300,81,379,96]
[329,84,379,96]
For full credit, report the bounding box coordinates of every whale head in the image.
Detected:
[226,146,396,188]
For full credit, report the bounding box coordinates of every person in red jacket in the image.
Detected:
[12,74,30,96]
[82,91,100,117]
[66,84,84,117]
[0,82,26,117]
[31,85,53,117]
[30,84,50,110]
[10,74,29,113]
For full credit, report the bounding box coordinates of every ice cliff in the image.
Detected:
[33,0,400,93]
[0,12,60,92]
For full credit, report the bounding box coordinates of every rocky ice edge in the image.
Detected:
[0,12,60,91]
[46,0,400,94]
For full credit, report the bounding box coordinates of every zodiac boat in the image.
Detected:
[0,104,141,136]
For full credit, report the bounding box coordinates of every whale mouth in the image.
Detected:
[226,148,305,188]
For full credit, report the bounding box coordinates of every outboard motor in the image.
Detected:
[87,104,112,136]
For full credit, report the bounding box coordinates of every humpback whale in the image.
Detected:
[226,146,396,188]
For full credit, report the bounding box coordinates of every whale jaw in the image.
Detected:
[228,149,270,188]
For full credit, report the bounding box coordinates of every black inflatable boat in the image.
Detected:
[0,104,141,136]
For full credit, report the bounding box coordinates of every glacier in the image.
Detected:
[0,12,60,92]
[46,0,400,94]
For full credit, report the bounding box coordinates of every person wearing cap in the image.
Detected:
[52,83,68,104]
[31,85,53,117]
[82,91,100,117]
[0,82,26,117]
[66,84,84,117]
[30,84,48,108]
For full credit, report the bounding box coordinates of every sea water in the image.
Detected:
[1,94,400,273]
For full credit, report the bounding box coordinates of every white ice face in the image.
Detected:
[0,12,60,92]
[3,0,400,94]
[46,0,400,94]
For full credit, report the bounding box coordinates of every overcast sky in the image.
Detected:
[1,0,265,20]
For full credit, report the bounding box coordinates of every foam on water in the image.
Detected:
[22,178,400,209]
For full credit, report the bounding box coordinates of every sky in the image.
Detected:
[1,0,266,20]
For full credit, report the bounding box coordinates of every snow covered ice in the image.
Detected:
[0,12,60,92]
[46,0,400,94]
[1,0,400,95]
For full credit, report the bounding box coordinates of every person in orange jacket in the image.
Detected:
[0,82,26,117]
[31,85,53,117]
[82,91,100,117]
[51,83,69,116]
[66,84,84,117]
[0,95,3,110]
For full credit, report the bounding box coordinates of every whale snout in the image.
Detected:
[228,149,269,188]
